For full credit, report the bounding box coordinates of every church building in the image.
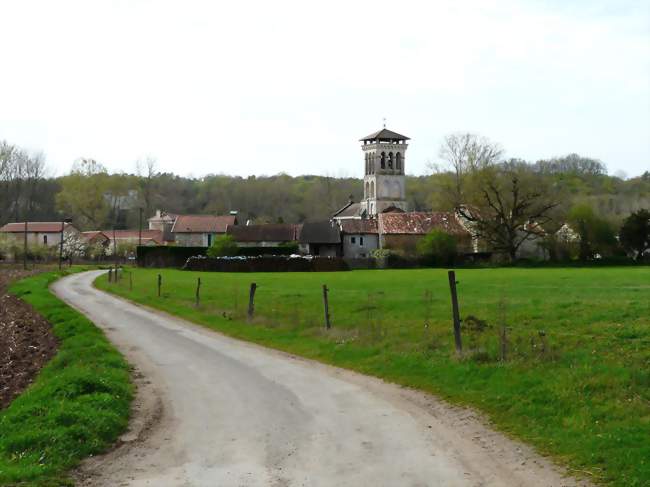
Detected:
[331,127,476,258]
[334,127,410,220]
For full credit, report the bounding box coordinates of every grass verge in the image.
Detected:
[0,270,132,487]
[98,267,650,486]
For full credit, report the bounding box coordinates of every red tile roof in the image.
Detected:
[171,215,236,234]
[0,222,76,233]
[339,219,378,234]
[82,231,110,242]
[100,229,164,244]
[378,212,469,236]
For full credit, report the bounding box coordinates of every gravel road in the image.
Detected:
[52,271,589,487]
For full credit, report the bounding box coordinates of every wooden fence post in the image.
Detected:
[247,283,257,321]
[195,277,201,307]
[448,270,462,354]
[500,326,507,361]
[322,284,331,329]
[157,274,162,297]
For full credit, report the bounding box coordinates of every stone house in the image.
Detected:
[339,219,379,258]
[171,215,237,247]
[0,221,81,248]
[148,210,178,243]
[227,224,300,247]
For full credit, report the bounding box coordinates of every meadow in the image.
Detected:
[98,266,650,486]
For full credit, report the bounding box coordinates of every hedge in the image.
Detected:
[137,245,301,268]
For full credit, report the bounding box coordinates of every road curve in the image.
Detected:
[52,271,587,487]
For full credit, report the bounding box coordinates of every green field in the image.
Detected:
[98,267,650,486]
[1,271,132,487]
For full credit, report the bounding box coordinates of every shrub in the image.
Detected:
[206,235,238,257]
[619,209,650,261]
[416,230,457,266]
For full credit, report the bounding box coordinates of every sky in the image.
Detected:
[0,0,648,179]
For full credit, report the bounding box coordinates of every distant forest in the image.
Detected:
[1,139,649,231]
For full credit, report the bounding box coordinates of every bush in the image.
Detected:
[416,230,457,266]
[206,235,238,257]
[137,246,207,268]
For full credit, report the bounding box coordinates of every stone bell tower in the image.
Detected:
[359,127,409,217]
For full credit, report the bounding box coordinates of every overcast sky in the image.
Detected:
[1,0,648,178]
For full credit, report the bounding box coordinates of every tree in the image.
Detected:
[458,164,558,262]
[567,204,617,260]
[206,234,238,257]
[619,209,650,261]
[437,133,503,205]
[56,159,111,229]
[416,230,457,265]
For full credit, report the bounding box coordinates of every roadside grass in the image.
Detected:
[98,267,650,486]
[0,270,132,487]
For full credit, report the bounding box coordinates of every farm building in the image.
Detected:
[299,221,342,257]
[378,212,473,255]
[227,224,300,247]
[171,214,237,246]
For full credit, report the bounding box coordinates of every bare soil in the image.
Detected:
[0,267,58,409]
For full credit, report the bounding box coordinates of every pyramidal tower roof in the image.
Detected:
[359,128,410,142]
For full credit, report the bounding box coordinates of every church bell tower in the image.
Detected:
[359,127,409,217]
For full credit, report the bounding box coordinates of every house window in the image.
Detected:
[360,236,364,246]
[43,235,47,245]
[351,236,356,244]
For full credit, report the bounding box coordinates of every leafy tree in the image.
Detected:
[416,230,457,265]
[206,234,238,257]
[458,164,559,262]
[56,159,111,229]
[567,204,617,260]
[619,209,650,261]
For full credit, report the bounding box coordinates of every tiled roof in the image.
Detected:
[228,224,301,242]
[82,231,109,242]
[299,221,341,244]
[339,219,378,234]
[171,215,236,234]
[360,128,410,142]
[101,229,164,244]
[0,222,75,233]
[378,212,469,236]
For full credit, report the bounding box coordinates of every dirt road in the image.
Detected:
[52,271,588,487]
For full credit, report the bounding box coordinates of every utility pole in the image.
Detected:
[113,226,117,270]
[138,207,143,246]
[58,218,72,270]
[23,221,28,270]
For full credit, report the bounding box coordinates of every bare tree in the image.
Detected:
[458,164,558,262]
[438,133,503,205]
[0,141,49,223]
